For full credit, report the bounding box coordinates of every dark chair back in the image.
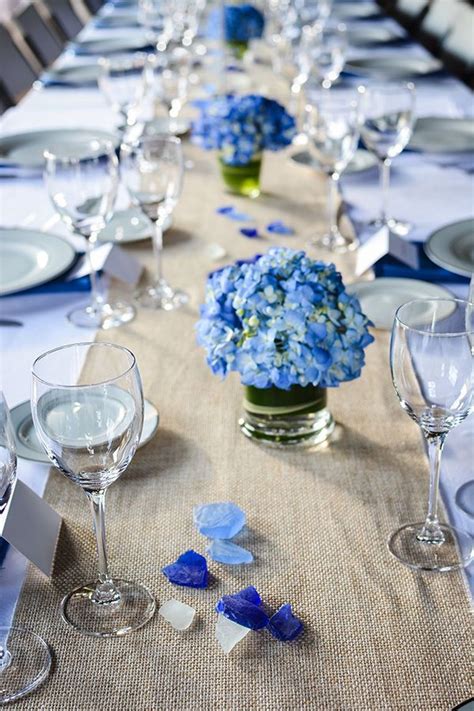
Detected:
[0,25,38,105]
[16,4,64,67]
[43,0,84,41]
[83,0,105,12]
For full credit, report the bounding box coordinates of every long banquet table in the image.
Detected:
[0,3,473,709]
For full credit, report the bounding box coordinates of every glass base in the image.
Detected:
[239,406,335,448]
[61,579,156,637]
[135,280,189,310]
[68,301,136,330]
[0,627,51,704]
[311,230,359,254]
[388,522,474,572]
[369,216,411,237]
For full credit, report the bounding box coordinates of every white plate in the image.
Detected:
[72,35,152,56]
[291,149,377,174]
[98,208,172,243]
[0,228,76,296]
[345,56,442,79]
[347,26,404,46]
[409,117,474,153]
[334,2,382,19]
[424,219,474,277]
[141,117,191,138]
[10,399,159,463]
[0,128,119,169]
[347,278,453,330]
[41,64,102,87]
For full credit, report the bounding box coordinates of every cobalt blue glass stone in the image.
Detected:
[268,604,303,641]
[162,549,208,589]
[193,502,246,539]
[216,586,268,629]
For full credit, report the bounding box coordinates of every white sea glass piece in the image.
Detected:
[215,614,250,653]
[159,599,196,631]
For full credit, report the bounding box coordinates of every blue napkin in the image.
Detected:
[374,244,470,284]
[0,539,8,567]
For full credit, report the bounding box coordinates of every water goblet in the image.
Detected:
[142,52,190,135]
[303,21,347,92]
[0,392,51,703]
[31,342,156,636]
[98,54,147,134]
[306,88,361,252]
[138,0,170,52]
[358,82,416,236]
[389,298,474,571]
[43,140,135,330]
[120,134,189,310]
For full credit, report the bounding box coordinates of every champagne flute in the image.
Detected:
[306,89,361,252]
[120,134,189,310]
[0,392,51,703]
[358,82,416,236]
[98,54,147,133]
[389,298,474,571]
[31,343,156,636]
[44,140,135,330]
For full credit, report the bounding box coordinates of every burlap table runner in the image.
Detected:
[13,144,473,710]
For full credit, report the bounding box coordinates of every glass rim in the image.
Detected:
[357,81,416,95]
[394,298,474,337]
[43,139,117,164]
[121,133,182,151]
[32,342,137,389]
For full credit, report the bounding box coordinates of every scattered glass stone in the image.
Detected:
[206,243,228,261]
[216,613,251,653]
[240,227,259,238]
[267,220,294,235]
[206,539,254,565]
[159,599,196,630]
[193,502,246,539]
[216,205,235,214]
[268,604,303,642]
[162,549,208,588]
[216,586,269,630]
[216,205,253,221]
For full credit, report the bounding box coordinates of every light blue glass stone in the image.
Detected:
[193,502,246,539]
[206,539,254,565]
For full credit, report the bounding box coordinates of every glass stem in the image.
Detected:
[87,490,121,605]
[0,642,11,671]
[328,172,340,245]
[152,221,164,285]
[417,433,447,545]
[85,233,103,313]
[380,158,391,226]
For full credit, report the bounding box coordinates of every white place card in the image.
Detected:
[66,243,143,286]
[0,480,62,577]
[355,228,420,277]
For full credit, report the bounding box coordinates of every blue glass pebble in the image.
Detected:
[193,502,246,539]
[216,586,269,630]
[267,220,294,235]
[268,604,303,642]
[216,206,235,215]
[206,539,254,565]
[216,205,254,222]
[162,549,208,589]
[240,228,259,239]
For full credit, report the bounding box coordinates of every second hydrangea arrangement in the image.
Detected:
[192,94,296,197]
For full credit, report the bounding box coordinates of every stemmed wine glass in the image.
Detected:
[98,54,147,134]
[389,298,474,571]
[303,22,347,92]
[0,392,51,703]
[31,343,156,636]
[141,52,190,135]
[44,140,136,330]
[306,89,361,252]
[120,134,189,310]
[138,0,171,53]
[358,82,416,236]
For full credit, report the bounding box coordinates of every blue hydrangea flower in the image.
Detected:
[207,5,265,43]
[192,95,296,167]
[196,248,374,389]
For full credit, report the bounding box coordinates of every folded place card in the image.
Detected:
[355,228,420,277]
[67,243,143,286]
[0,480,62,577]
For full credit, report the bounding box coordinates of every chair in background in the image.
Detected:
[392,0,431,33]
[442,2,474,87]
[14,3,64,68]
[0,24,39,108]
[82,0,105,13]
[43,0,84,41]
[419,0,462,52]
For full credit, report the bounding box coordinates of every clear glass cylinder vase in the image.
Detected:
[218,155,262,198]
[239,384,335,448]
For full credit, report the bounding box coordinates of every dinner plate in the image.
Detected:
[10,399,160,463]
[409,117,474,153]
[424,219,474,277]
[347,26,405,47]
[98,208,172,243]
[41,64,102,87]
[0,128,119,169]
[0,228,76,296]
[94,13,141,28]
[291,149,377,174]
[140,116,191,138]
[71,35,153,56]
[333,2,383,20]
[347,278,453,330]
[344,56,442,79]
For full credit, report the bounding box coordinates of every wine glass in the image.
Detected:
[31,343,156,636]
[44,140,135,330]
[98,54,147,133]
[358,82,416,236]
[138,0,171,52]
[303,22,347,92]
[120,134,189,310]
[142,52,190,134]
[0,392,51,703]
[306,89,361,252]
[389,298,474,571]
